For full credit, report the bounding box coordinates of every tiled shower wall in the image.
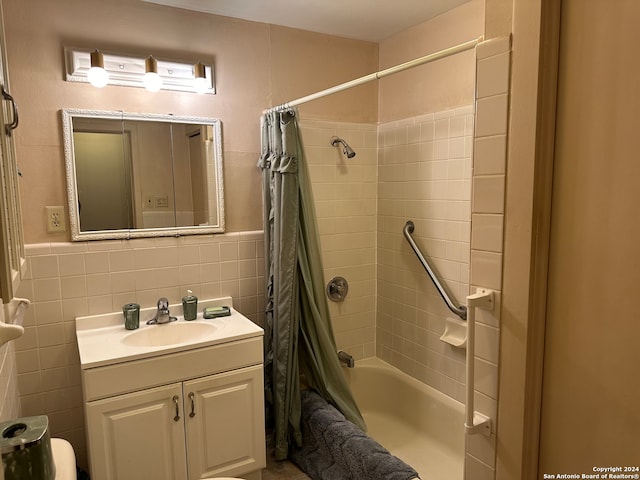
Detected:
[299,120,378,360]
[464,36,511,480]
[12,232,265,468]
[376,106,474,403]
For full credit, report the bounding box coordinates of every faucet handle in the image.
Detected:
[157,297,170,311]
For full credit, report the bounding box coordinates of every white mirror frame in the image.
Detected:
[62,108,225,241]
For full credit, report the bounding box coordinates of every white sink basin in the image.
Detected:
[75,296,264,369]
[122,322,217,347]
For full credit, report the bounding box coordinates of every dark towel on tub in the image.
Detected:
[289,389,420,480]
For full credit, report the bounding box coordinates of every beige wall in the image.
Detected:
[378,0,484,123]
[539,0,640,470]
[498,0,640,476]
[3,0,378,243]
[484,0,512,39]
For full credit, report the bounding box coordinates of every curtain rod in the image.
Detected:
[264,36,482,115]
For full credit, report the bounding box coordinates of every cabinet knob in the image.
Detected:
[188,392,196,418]
[172,395,180,421]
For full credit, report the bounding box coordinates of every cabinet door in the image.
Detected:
[86,383,188,480]
[184,365,266,479]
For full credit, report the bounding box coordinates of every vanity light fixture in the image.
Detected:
[143,55,163,92]
[193,62,208,94]
[87,50,109,88]
[64,47,215,94]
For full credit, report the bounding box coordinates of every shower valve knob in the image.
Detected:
[327,276,349,302]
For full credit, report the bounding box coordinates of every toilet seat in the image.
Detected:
[51,438,76,480]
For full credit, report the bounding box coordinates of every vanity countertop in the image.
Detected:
[76,296,263,369]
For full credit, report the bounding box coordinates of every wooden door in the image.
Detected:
[538,0,640,472]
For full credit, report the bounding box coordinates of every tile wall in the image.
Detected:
[376,106,474,403]
[298,119,378,359]
[0,340,20,422]
[12,231,265,468]
[465,36,511,480]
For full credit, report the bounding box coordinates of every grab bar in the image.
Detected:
[402,221,467,320]
[465,288,494,436]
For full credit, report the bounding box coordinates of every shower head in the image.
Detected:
[330,136,356,159]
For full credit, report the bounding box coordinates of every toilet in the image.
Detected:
[0,416,77,480]
[51,438,76,480]
[48,440,245,480]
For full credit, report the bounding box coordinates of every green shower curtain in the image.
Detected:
[258,109,366,461]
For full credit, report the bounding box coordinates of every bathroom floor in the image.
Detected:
[262,430,311,480]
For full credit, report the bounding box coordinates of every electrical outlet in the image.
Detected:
[46,206,66,233]
[154,194,169,208]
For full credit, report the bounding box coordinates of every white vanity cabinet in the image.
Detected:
[80,330,266,480]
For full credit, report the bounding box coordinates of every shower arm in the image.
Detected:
[402,221,467,320]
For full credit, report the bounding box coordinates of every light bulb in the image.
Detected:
[88,67,109,88]
[193,62,208,94]
[88,50,109,88]
[143,72,162,92]
[194,76,208,94]
[144,56,163,92]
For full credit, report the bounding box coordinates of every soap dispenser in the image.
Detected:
[182,290,198,321]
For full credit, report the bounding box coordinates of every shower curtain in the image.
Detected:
[258,109,365,461]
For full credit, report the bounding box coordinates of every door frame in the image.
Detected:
[496,0,562,479]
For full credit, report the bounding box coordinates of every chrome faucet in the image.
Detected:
[338,350,355,368]
[147,297,177,325]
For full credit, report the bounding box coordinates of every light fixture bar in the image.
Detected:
[64,47,215,94]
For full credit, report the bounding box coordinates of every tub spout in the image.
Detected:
[338,350,355,368]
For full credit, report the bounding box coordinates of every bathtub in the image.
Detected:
[344,357,465,480]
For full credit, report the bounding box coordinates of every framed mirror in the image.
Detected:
[62,109,224,240]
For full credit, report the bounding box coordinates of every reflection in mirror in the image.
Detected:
[62,109,224,240]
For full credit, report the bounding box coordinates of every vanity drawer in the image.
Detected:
[82,336,263,401]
